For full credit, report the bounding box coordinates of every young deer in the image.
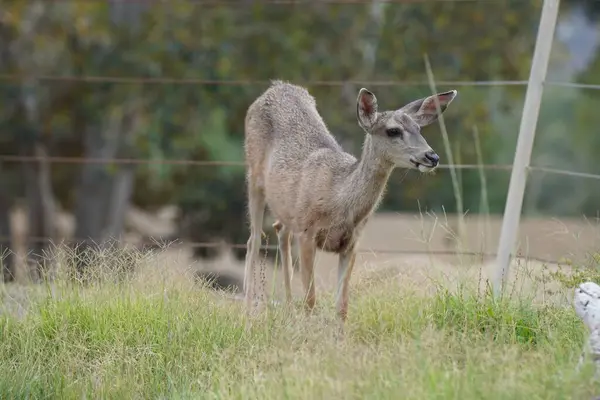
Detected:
[243,80,457,321]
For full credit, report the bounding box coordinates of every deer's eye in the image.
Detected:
[386,128,403,139]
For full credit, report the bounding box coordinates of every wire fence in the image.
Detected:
[0,75,530,87]
[7,235,561,265]
[43,0,521,4]
[3,0,600,271]
[2,154,600,179]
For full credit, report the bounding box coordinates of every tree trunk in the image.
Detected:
[70,2,142,277]
[73,109,138,275]
[22,143,57,281]
[20,71,57,282]
[73,127,117,274]
[104,164,135,241]
[0,182,14,283]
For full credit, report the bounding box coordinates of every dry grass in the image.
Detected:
[0,242,597,399]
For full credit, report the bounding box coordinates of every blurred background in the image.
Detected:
[1,0,600,291]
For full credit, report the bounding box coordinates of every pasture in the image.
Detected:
[0,211,598,398]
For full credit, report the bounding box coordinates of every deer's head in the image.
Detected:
[356,88,457,173]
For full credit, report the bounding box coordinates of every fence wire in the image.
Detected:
[44,0,520,4]
[0,75,530,87]
[7,235,560,265]
[3,155,600,182]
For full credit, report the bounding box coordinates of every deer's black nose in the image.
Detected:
[425,151,439,166]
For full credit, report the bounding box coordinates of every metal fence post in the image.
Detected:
[493,0,561,297]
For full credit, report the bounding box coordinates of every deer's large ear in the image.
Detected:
[402,90,457,127]
[357,88,378,131]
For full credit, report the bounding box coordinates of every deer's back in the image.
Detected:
[245,81,352,230]
[247,81,343,158]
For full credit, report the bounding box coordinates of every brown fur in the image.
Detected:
[243,80,457,321]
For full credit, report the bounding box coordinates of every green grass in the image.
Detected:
[0,260,597,399]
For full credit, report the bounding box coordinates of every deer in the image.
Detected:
[243,80,457,322]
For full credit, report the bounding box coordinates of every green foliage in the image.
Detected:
[7,0,600,255]
[429,286,569,345]
[349,280,582,347]
[0,288,250,397]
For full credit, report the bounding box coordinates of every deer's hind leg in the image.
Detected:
[273,220,293,303]
[243,182,266,312]
[298,233,317,312]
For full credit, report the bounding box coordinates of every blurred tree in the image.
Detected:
[7,0,596,274]
[0,1,62,280]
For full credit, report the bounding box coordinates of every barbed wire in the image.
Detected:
[40,0,521,5]
[0,155,246,167]
[4,75,598,93]
[545,81,600,91]
[2,77,596,91]
[528,166,600,181]
[0,75,529,87]
[8,234,561,265]
[5,155,600,181]
[0,154,515,171]
[0,75,597,91]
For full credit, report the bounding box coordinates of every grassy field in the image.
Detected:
[0,245,598,399]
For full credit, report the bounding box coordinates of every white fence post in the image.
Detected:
[493,0,561,297]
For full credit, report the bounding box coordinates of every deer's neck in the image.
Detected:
[337,135,394,226]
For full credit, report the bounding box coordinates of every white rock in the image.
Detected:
[574,281,600,376]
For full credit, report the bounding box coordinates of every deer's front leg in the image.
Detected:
[298,234,317,312]
[336,244,357,322]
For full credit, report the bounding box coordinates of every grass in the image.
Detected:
[0,246,597,399]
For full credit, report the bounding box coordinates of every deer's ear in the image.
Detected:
[357,88,378,131]
[402,90,457,127]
